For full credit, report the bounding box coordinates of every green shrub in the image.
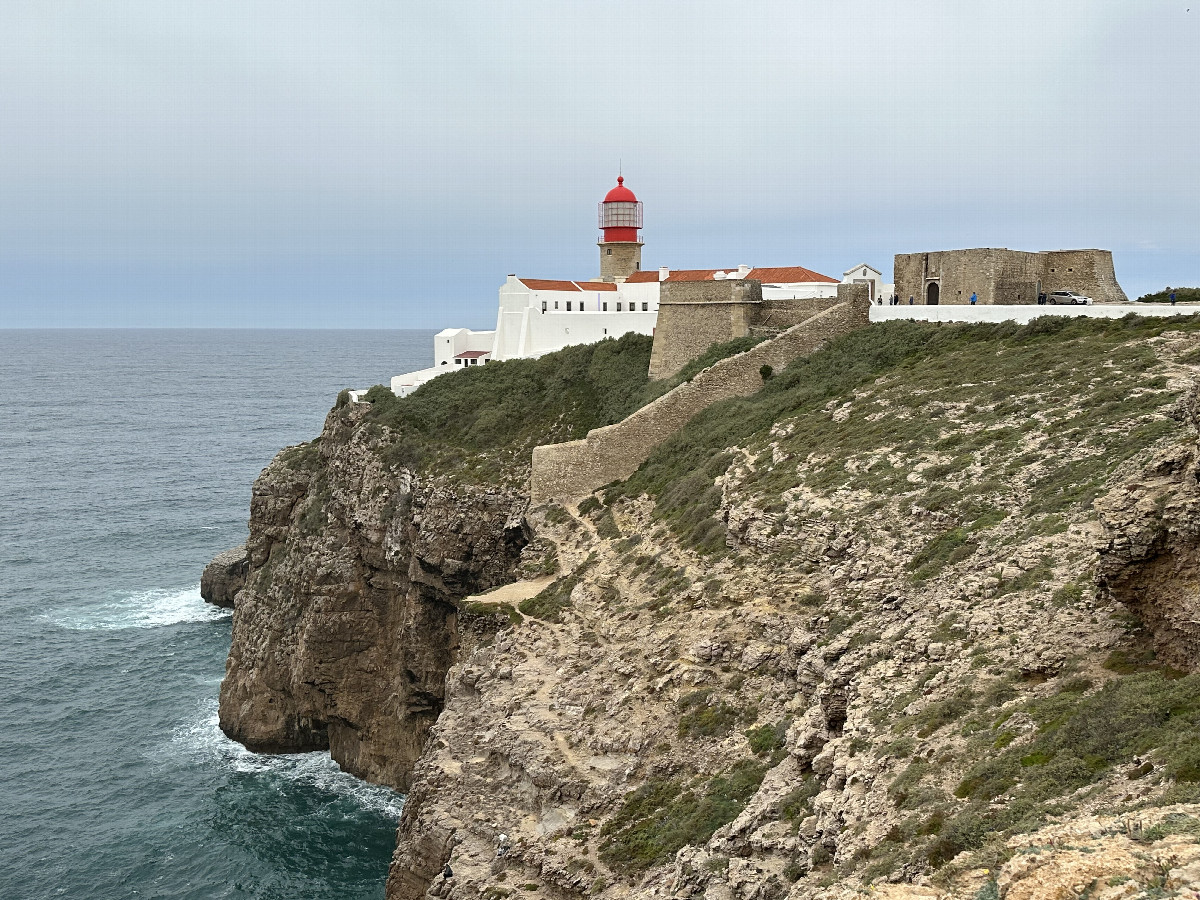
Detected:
[598,761,767,873]
[678,696,741,738]
[361,333,655,482]
[518,554,597,623]
[777,774,820,822]
[745,720,790,755]
[1137,286,1200,303]
[938,670,1200,865]
[905,688,976,737]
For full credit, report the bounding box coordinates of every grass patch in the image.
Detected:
[677,689,746,738]
[518,553,597,623]
[598,760,767,873]
[607,315,1196,548]
[359,333,655,484]
[939,670,1200,865]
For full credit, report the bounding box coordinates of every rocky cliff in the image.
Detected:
[214,400,532,787]
[210,318,1200,899]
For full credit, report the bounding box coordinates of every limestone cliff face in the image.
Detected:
[1097,384,1200,673]
[216,402,530,790]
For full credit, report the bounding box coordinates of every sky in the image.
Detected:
[1,0,1197,329]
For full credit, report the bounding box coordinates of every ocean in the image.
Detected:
[0,330,434,899]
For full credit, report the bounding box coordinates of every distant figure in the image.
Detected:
[909,296,914,305]
[1171,290,1177,306]
[970,292,978,305]
[442,864,454,879]
[1038,292,1047,305]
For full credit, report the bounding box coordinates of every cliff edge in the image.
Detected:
[211,317,1200,899]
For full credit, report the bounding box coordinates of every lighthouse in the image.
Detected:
[598,176,643,283]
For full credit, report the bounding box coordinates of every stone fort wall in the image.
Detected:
[647,280,846,380]
[531,284,870,505]
[894,249,1127,306]
[647,279,763,380]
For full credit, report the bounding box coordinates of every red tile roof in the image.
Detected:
[455,350,491,359]
[520,278,580,292]
[624,266,837,284]
[518,279,621,292]
[748,266,838,284]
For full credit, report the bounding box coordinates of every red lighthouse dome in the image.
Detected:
[598,176,642,243]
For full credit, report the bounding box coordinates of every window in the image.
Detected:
[567,301,572,311]
[541,301,546,312]
[602,301,608,311]
[1068,267,1074,273]
[455,359,462,365]
[470,358,477,365]
[642,302,648,311]
[554,301,559,309]
[607,248,612,256]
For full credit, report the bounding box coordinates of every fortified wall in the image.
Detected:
[532,283,870,505]
[647,279,843,380]
[894,248,1127,306]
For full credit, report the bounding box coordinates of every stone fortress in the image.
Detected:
[894,247,1128,306]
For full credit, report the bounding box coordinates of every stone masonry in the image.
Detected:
[894,248,1127,306]
[530,283,870,505]
[647,280,846,380]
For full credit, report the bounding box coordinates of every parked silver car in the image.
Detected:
[1044,290,1093,305]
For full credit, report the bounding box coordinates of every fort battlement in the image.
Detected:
[894,248,1127,306]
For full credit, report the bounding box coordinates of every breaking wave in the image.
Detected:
[46,585,231,631]
[170,700,405,820]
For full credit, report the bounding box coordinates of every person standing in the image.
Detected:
[970,292,978,305]
[1171,290,1177,306]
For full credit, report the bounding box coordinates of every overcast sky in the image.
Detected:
[1,0,1197,328]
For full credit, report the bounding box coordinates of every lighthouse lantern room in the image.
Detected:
[598,176,644,282]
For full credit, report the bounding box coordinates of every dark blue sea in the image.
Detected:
[0,330,434,899]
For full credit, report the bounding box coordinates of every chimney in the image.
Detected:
[659,266,670,282]
[737,264,751,278]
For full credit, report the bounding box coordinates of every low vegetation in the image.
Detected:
[598,760,768,873]
[1137,286,1200,303]
[612,314,1200,555]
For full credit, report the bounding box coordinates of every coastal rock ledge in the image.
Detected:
[200,544,248,608]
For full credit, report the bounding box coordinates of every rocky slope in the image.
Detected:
[210,318,1200,899]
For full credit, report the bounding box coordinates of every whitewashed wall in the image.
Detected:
[870,304,1200,324]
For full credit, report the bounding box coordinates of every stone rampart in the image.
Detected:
[531,284,870,505]
[647,279,763,380]
[894,248,1128,306]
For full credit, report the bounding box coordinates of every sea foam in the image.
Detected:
[171,700,405,819]
[46,585,231,630]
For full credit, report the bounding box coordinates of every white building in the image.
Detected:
[841,263,896,304]
[380,178,862,397]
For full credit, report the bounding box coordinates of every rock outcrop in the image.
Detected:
[216,403,531,789]
[1097,384,1200,673]
[200,544,248,608]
